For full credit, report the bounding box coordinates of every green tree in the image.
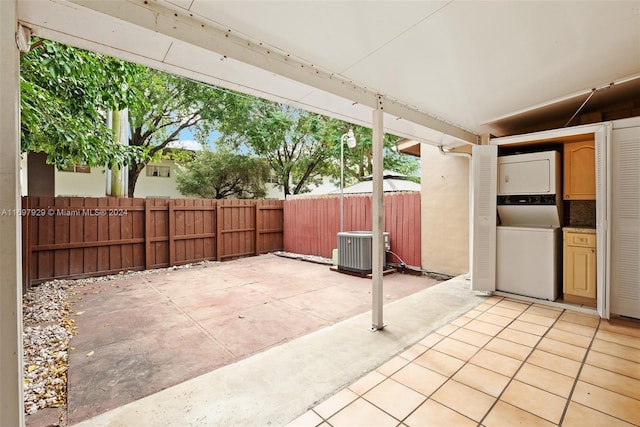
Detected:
[176,150,269,199]
[125,68,241,197]
[20,39,141,168]
[341,125,420,183]
[218,100,346,196]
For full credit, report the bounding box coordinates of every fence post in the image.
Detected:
[255,202,260,255]
[216,201,223,261]
[168,199,175,267]
[21,196,30,292]
[144,198,151,270]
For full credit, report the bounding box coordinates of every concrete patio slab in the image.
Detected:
[61,254,441,425]
[71,273,485,426]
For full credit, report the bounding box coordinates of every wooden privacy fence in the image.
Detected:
[21,197,283,290]
[283,192,421,268]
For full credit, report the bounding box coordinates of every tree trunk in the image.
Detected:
[109,109,128,197]
[127,165,143,198]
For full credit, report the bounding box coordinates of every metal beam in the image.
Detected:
[371,96,385,331]
[67,0,478,144]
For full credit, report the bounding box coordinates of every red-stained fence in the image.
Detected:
[283,192,421,268]
[21,197,283,290]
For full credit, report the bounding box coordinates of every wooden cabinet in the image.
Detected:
[563,229,596,306]
[563,140,596,200]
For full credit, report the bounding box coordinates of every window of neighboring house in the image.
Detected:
[267,173,279,184]
[146,165,171,178]
[61,164,91,173]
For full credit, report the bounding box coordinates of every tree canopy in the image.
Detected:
[20,39,141,168]
[124,67,238,197]
[175,150,270,199]
[20,39,419,199]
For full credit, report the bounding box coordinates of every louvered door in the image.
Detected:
[471,145,497,292]
[610,125,640,318]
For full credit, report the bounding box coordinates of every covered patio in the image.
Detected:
[2,1,639,426]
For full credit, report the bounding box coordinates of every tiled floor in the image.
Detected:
[287,296,640,427]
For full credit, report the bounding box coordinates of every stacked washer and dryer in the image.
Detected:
[496,151,562,301]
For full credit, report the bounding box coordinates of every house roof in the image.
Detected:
[332,170,420,194]
[17,1,640,149]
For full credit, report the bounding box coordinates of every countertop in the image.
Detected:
[563,226,596,234]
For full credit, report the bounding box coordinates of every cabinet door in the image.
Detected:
[564,140,596,200]
[565,244,597,298]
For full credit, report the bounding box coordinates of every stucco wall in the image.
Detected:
[421,144,470,275]
[55,166,107,197]
[134,159,185,198]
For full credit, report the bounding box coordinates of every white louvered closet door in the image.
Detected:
[611,125,640,318]
[471,144,497,292]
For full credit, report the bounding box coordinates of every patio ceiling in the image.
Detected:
[17,0,640,148]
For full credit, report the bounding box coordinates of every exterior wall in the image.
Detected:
[421,144,470,275]
[56,166,107,197]
[134,159,185,198]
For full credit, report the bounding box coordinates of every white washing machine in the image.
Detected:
[496,225,561,301]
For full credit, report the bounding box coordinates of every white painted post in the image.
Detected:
[0,0,25,425]
[371,96,385,330]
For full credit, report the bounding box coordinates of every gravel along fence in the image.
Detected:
[21,260,217,419]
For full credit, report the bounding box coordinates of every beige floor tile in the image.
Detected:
[450,315,473,327]
[313,388,359,419]
[586,350,640,380]
[552,320,597,338]
[579,363,640,400]
[327,398,398,427]
[419,332,445,348]
[348,370,386,396]
[486,305,522,319]
[559,311,600,327]
[476,301,499,311]
[532,302,563,312]
[485,337,533,361]
[536,337,587,362]
[508,320,549,336]
[563,401,636,427]
[546,327,593,348]
[404,399,476,427]
[517,312,556,327]
[527,349,581,378]
[482,400,556,427]
[464,319,504,336]
[599,318,640,338]
[591,338,640,363]
[452,363,510,397]
[376,356,409,377]
[469,348,523,377]
[523,305,562,319]
[476,312,513,327]
[363,378,426,421]
[596,329,640,350]
[286,410,324,427]
[432,337,480,361]
[515,363,575,398]
[450,327,493,347]
[436,323,458,336]
[431,380,496,422]
[414,349,465,377]
[501,380,567,424]
[495,299,530,312]
[465,309,484,319]
[318,423,330,427]
[497,328,541,347]
[399,343,428,361]
[391,362,448,397]
[572,381,640,425]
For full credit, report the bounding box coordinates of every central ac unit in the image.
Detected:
[337,231,390,274]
